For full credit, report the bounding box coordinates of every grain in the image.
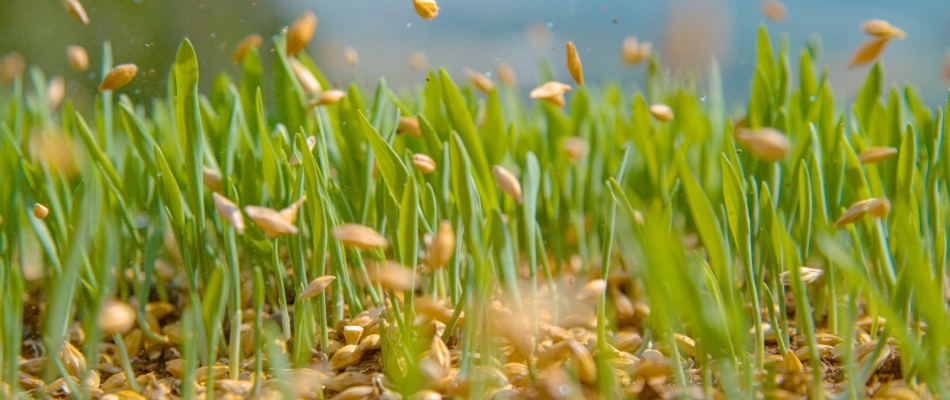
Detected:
[848,37,889,68]
[343,326,364,346]
[413,0,439,20]
[861,19,906,40]
[428,221,455,270]
[563,136,589,161]
[344,46,359,67]
[649,104,674,122]
[735,127,790,161]
[328,345,364,370]
[309,89,348,106]
[621,36,652,66]
[333,223,388,249]
[529,81,572,107]
[287,11,318,55]
[33,203,49,219]
[98,300,137,335]
[278,196,307,224]
[0,52,26,83]
[66,45,89,72]
[367,261,418,291]
[576,279,607,303]
[409,52,429,72]
[464,68,495,93]
[858,146,898,164]
[99,64,138,92]
[231,34,264,63]
[412,153,437,174]
[46,76,66,110]
[212,193,245,234]
[495,60,516,86]
[290,58,321,94]
[493,166,523,204]
[397,116,421,138]
[834,198,883,228]
[779,267,824,286]
[202,166,223,192]
[298,275,335,300]
[244,205,299,237]
[760,0,787,22]
[61,0,90,25]
[565,41,584,86]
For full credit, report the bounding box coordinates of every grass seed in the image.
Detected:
[565,41,584,86]
[66,45,89,72]
[343,46,359,67]
[0,52,25,83]
[495,60,516,86]
[279,196,307,224]
[298,275,335,301]
[428,221,455,270]
[333,223,388,249]
[529,81,572,106]
[735,127,790,161]
[409,52,429,72]
[858,146,898,164]
[649,103,674,122]
[576,279,607,303]
[61,0,90,25]
[861,19,906,40]
[97,300,136,335]
[212,193,245,234]
[231,34,263,63]
[286,11,317,55]
[493,166,523,204]
[464,68,495,93]
[309,89,348,106]
[99,63,138,92]
[760,0,787,22]
[33,203,49,219]
[412,153,437,174]
[779,267,824,286]
[244,205,299,237]
[290,58,321,94]
[413,0,439,20]
[47,76,65,110]
[397,116,421,138]
[848,37,890,68]
[621,36,652,66]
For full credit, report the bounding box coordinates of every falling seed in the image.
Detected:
[212,193,245,234]
[343,47,359,67]
[621,36,652,66]
[328,344,365,371]
[563,136,589,161]
[760,0,787,23]
[495,60,516,87]
[0,52,26,83]
[861,19,906,40]
[529,81,572,107]
[343,326,364,346]
[47,76,66,110]
[279,196,307,224]
[565,41,584,86]
[412,153,437,174]
[367,261,418,291]
[309,90,347,107]
[66,45,88,72]
[649,104,674,122]
[202,166,223,192]
[464,68,495,93]
[245,205,299,237]
[409,52,429,72]
[493,166,523,204]
[577,279,607,303]
[231,34,263,63]
[61,0,90,25]
[735,128,790,161]
[525,21,551,49]
[98,64,138,92]
[858,146,898,164]
[290,58,321,94]
[97,300,136,335]
[333,223,388,249]
[833,198,881,228]
[848,37,889,68]
[298,275,335,300]
[33,203,49,219]
[428,221,455,270]
[869,197,890,218]
[779,267,824,286]
[286,11,318,55]
[60,341,86,376]
[413,0,439,20]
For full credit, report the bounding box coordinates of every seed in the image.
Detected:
[212,193,245,234]
[33,203,49,219]
[367,261,418,292]
[760,0,787,22]
[334,223,388,249]
[869,197,890,218]
[633,357,673,378]
[328,344,364,370]
[0,52,26,83]
[279,196,307,224]
[357,334,381,352]
[98,300,136,335]
[397,116,421,138]
[860,19,906,40]
[309,89,348,107]
[329,386,375,400]
[563,136,589,161]
[289,135,317,166]
[231,34,263,63]
[325,372,372,392]
[529,81,572,106]
[493,166,523,204]
[735,127,790,161]
[673,333,696,357]
[215,379,252,394]
[848,37,889,68]
[409,52,429,72]
[99,64,138,92]
[565,41,584,86]
[411,389,443,400]
[61,0,90,25]
[201,166,223,192]
[495,60,516,87]
[576,279,607,303]
[649,104,674,122]
[568,341,597,384]
[779,267,824,286]
[47,76,66,110]
[464,68,495,93]
[833,198,881,228]
[783,349,804,374]
[413,0,439,20]
[412,153,437,174]
[430,336,451,372]
[343,326,364,346]
[290,58,321,94]
[428,221,455,270]
[343,47,359,67]
[286,11,318,55]
[613,332,643,353]
[858,146,898,164]
[123,329,143,357]
[61,341,86,376]
[526,21,552,49]
[298,275,335,301]
[244,205,299,238]
[621,36,652,66]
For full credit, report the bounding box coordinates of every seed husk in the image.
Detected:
[290,58,321,94]
[464,68,495,93]
[309,89,348,107]
[495,60,516,86]
[576,279,607,303]
[858,146,898,164]
[834,198,885,228]
[493,166,523,204]
[245,205,299,238]
[565,41,584,86]
[412,153,437,174]
[861,19,906,40]
[409,52,429,72]
[61,0,90,25]
[760,0,787,22]
[784,350,804,374]
[357,334,382,352]
[621,36,652,66]
[848,37,889,68]
[529,81,572,106]
[779,267,824,286]
[0,52,26,83]
[649,104,674,122]
[212,193,245,234]
[98,300,136,335]
[279,196,307,224]
[286,11,318,55]
[343,326,364,346]
[328,344,364,370]
[33,203,49,219]
[428,221,455,270]
[298,275,335,301]
[343,46,359,67]
[413,0,439,20]
[397,116,421,138]
[231,34,263,63]
[61,341,86,376]
[333,223,388,249]
[735,127,790,161]
[47,76,66,110]
[99,64,138,92]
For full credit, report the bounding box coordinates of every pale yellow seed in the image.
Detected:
[760,0,787,23]
[649,104,674,122]
[231,34,263,63]
[848,37,890,68]
[621,36,652,66]
[576,279,607,303]
[529,81,572,106]
[202,166,223,192]
[779,267,824,286]
[397,116,421,138]
[413,0,439,20]
[328,345,364,371]
[344,47,359,67]
[66,45,88,72]
[61,341,86,376]
[408,52,429,72]
[343,326,364,346]
[430,336,451,374]
[33,203,49,219]
[858,146,898,164]
[784,349,804,374]
[212,193,245,234]
[565,41,584,86]
[290,58,321,94]
[97,300,136,335]
[329,386,374,400]
[869,197,890,218]
[464,68,495,93]
[46,76,65,110]
[99,64,138,92]
[286,11,318,55]
[833,198,880,228]
[428,221,455,270]
[0,52,26,83]
[495,60,516,87]
[493,166,522,204]
[673,333,696,356]
[367,261,418,292]
[325,372,372,393]
[244,205,299,238]
[525,21,551,49]
[412,153,437,174]
[62,0,90,25]
[333,223,389,249]
[563,136,589,161]
[861,19,906,40]
[309,90,348,107]
[278,196,307,224]
[735,127,790,161]
[298,275,335,301]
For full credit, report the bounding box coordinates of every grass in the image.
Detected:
[1,21,949,399]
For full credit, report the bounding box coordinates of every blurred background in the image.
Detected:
[1,0,949,108]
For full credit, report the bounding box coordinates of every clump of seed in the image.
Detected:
[0,52,26,83]
[47,76,66,110]
[621,36,652,66]
[298,275,335,300]
[344,47,359,67]
[244,205,299,238]
[334,223,388,249]
[62,0,90,25]
[413,0,439,20]
[33,203,49,219]
[834,198,889,228]
[231,34,263,63]
[66,45,88,72]
[861,19,906,40]
[848,37,889,68]
[760,0,787,23]
[409,52,429,72]
[735,127,790,161]
[649,104,674,122]
[99,64,138,92]
[565,41,584,86]
[397,116,421,138]
[412,153,437,174]
[97,300,136,335]
[779,267,824,286]
[309,90,348,107]
[290,59,321,94]
[428,221,455,270]
[286,11,318,55]
[495,60,516,87]
[464,68,495,93]
[493,166,523,204]
[212,193,245,234]
[529,81,572,107]
[858,146,898,164]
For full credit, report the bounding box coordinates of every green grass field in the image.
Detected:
[0,19,948,399]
